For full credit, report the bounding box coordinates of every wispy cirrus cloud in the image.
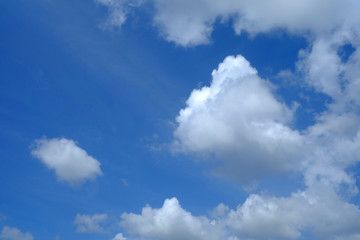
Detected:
[74,213,108,233]
[94,0,144,30]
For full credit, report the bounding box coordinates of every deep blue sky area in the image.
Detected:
[1,1,359,240]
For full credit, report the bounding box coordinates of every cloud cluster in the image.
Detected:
[97,0,359,47]
[95,0,360,239]
[31,138,103,186]
[116,192,360,240]
[173,53,360,192]
[0,227,33,240]
[74,213,108,233]
[115,51,360,239]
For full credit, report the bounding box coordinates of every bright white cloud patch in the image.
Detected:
[74,213,108,233]
[31,138,102,186]
[174,55,303,186]
[0,226,34,240]
[98,0,359,47]
[112,233,127,240]
[120,198,226,240]
[117,193,360,240]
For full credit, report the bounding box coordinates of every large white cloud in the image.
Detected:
[173,55,304,186]
[31,138,103,186]
[0,227,34,240]
[74,213,108,233]
[117,191,360,240]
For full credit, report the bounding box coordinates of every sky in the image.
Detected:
[1,0,360,239]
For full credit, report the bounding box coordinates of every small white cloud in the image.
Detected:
[31,137,103,186]
[74,213,108,233]
[112,233,126,240]
[0,226,34,240]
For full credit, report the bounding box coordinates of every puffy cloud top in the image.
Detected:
[121,198,226,240]
[174,55,303,186]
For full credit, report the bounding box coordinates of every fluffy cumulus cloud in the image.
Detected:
[120,198,226,240]
[0,226,34,240]
[97,0,359,46]
[173,53,360,191]
[116,192,360,240]
[74,213,108,233]
[31,138,102,186]
[173,55,303,186]
[151,0,354,46]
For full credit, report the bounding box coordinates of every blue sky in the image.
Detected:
[1,0,360,240]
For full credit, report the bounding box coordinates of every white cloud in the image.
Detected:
[120,198,226,240]
[0,227,33,240]
[31,137,103,186]
[173,50,360,192]
[118,192,360,240]
[173,55,304,186]
[74,213,108,233]
[97,0,359,46]
[169,51,360,238]
[225,185,360,239]
[152,0,360,47]
[112,233,126,240]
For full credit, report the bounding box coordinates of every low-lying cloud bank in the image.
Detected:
[116,193,360,240]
